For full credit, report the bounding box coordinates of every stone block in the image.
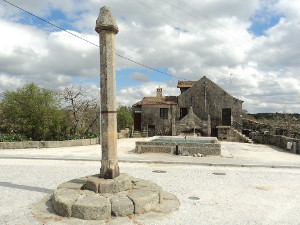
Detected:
[99,179,119,194]
[72,195,111,220]
[26,141,39,148]
[111,196,134,217]
[70,139,83,147]
[132,179,157,189]
[85,176,104,193]
[114,173,132,192]
[52,189,80,217]
[127,188,160,214]
[57,177,87,190]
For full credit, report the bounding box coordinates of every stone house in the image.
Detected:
[132,76,243,137]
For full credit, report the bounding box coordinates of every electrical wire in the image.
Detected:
[1,0,187,81]
[161,0,277,59]
[137,0,279,61]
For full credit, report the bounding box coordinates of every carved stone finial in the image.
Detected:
[95,6,119,34]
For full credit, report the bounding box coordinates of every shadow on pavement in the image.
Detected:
[0,181,53,194]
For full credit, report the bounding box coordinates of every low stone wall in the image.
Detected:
[135,140,221,156]
[135,142,176,154]
[0,138,99,149]
[178,143,221,156]
[250,133,300,153]
[118,128,130,139]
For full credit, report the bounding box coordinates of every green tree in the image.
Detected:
[0,83,68,141]
[117,105,133,132]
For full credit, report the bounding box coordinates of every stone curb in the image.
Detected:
[0,138,99,149]
[2,156,300,169]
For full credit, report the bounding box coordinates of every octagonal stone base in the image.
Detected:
[50,173,179,221]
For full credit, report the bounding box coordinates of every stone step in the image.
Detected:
[132,131,142,138]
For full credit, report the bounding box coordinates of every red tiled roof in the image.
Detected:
[133,96,178,106]
[177,80,197,88]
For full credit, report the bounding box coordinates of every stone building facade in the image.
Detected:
[132,76,243,137]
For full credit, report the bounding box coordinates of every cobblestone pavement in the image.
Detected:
[0,159,300,225]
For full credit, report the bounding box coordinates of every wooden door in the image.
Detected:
[134,113,141,131]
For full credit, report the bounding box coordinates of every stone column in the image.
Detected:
[96,6,119,179]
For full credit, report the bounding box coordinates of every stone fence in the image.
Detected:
[0,138,99,149]
[250,133,300,154]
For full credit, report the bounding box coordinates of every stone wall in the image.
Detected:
[177,142,221,156]
[0,138,99,149]
[217,126,240,142]
[177,77,243,129]
[135,141,176,154]
[135,140,221,156]
[140,104,175,136]
[250,133,300,153]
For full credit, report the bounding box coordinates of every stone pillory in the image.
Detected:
[96,7,119,179]
[48,7,180,222]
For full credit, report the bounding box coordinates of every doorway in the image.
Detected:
[148,125,155,137]
[134,113,141,131]
[222,108,231,126]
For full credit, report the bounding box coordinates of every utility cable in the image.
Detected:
[2,0,187,81]
[161,0,277,59]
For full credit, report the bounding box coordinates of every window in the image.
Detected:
[160,108,168,119]
[180,108,188,119]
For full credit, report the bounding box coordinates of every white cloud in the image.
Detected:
[0,0,299,113]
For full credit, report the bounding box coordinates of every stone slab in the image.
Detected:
[52,189,80,217]
[114,173,132,192]
[111,196,134,217]
[86,173,133,194]
[72,194,111,220]
[99,179,119,194]
[127,188,160,214]
[58,177,87,190]
[85,176,104,193]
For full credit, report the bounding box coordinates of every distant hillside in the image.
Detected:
[248,113,300,121]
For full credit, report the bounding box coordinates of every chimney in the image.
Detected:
[156,87,162,97]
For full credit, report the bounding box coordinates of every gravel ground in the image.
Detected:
[0,159,300,225]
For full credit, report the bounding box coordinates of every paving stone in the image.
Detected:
[52,189,80,217]
[72,195,111,220]
[127,188,160,214]
[57,177,87,190]
[156,193,180,213]
[111,196,134,217]
[143,186,163,204]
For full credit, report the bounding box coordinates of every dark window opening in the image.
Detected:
[160,108,168,119]
[148,125,155,137]
[222,108,231,126]
[134,106,141,113]
[180,108,188,119]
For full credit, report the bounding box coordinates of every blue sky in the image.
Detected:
[0,0,299,113]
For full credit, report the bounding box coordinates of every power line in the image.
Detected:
[1,0,186,81]
[169,0,279,59]
[134,0,231,49]
[140,0,279,62]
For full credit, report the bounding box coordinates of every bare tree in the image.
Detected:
[59,85,100,138]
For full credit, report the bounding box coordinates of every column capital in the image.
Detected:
[95,6,119,34]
